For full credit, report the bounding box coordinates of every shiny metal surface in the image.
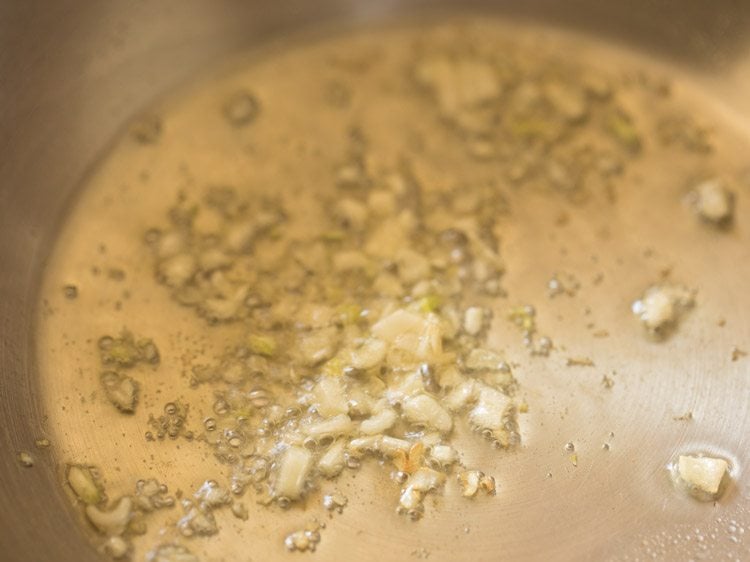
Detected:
[2,2,750,561]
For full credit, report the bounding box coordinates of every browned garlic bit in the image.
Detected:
[457,470,497,498]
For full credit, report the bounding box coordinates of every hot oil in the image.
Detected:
[36,18,750,562]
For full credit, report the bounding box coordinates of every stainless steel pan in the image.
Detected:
[2,2,750,561]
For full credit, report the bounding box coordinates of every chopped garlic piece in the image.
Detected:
[402,394,453,432]
[398,468,446,519]
[305,414,355,438]
[398,486,423,511]
[318,440,346,478]
[360,408,397,435]
[67,465,103,505]
[312,376,349,417]
[420,432,441,447]
[102,535,130,559]
[429,444,458,467]
[677,455,729,498]
[458,470,496,497]
[632,284,695,335]
[284,521,322,552]
[194,480,231,508]
[468,384,516,445]
[274,446,312,501]
[177,505,218,537]
[415,313,444,359]
[322,491,348,513]
[158,253,196,287]
[85,496,133,536]
[247,333,277,357]
[463,307,487,336]
[101,371,139,413]
[297,327,338,366]
[17,451,34,467]
[458,470,481,497]
[231,502,249,520]
[468,385,511,431]
[435,365,463,389]
[385,370,426,403]
[348,435,380,455]
[349,435,411,458]
[465,348,507,371]
[350,338,387,370]
[378,436,413,457]
[689,178,734,224]
[409,467,446,492]
[444,380,477,412]
[480,474,496,495]
[372,309,424,342]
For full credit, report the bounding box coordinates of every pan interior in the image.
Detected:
[36,18,750,562]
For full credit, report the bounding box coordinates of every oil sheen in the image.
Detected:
[36,18,750,562]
